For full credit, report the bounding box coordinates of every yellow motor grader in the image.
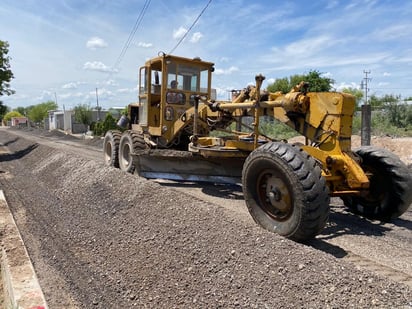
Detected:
[103,54,412,242]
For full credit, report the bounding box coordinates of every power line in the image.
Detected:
[168,0,212,55]
[112,0,151,72]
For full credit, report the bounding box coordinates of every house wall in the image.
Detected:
[11,117,28,127]
[48,109,114,134]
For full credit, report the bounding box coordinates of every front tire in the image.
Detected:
[103,130,121,168]
[242,142,330,242]
[343,146,412,221]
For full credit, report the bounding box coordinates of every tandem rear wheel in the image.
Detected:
[118,131,148,173]
[103,130,122,168]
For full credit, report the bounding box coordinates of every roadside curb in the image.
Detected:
[0,190,48,309]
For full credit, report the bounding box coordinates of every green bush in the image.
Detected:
[3,110,23,123]
[92,113,120,136]
[352,111,412,137]
[259,117,298,140]
[210,116,298,140]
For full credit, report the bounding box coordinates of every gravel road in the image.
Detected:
[0,127,411,308]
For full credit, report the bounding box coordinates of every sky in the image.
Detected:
[1,0,412,111]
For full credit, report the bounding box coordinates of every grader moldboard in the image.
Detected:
[103,54,412,242]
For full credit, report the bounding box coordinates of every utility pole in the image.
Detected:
[95,88,100,121]
[54,92,58,108]
[360,70,371,146]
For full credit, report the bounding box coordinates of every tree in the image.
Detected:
[304,70,334,92]
[342,87,364,110]
[0,40,14,97]
[27,101,58,123]
[0,103,9,121]
[3,110,22,124]
[74,103,92,131]
[0,40,14,121]
[92,113,118,136]
[381,94,409,128]
[15,106,28,116]
[267,70,334,93]
[267,77,291,94]
[368,94,384,111]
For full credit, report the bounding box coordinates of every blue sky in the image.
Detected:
[1,0,412,110]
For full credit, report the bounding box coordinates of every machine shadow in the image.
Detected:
[308,205,412,258]
[388,217,412,230]
[201,183,243,200]
[320,208,392,239]
[0,143,39,162]
[2,137,20,146]
[156,180,244,200]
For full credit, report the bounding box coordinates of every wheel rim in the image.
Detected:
[104,142,112,164]
[120,142,131,168]
[256,169,293,221]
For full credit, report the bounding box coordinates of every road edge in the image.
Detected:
[0,190,48,309]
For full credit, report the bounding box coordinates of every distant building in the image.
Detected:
[11,117,28,127]
[48,109,112,134]
[48,110,73,131]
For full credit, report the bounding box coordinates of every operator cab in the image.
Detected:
[133,54,215,142]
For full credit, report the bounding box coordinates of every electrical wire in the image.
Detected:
[168,0,212,55]
[112,0,151,72]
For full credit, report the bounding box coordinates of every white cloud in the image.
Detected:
[214,66,240,75]
[36,90,53,101]
[86,37,108,49]
[373,24,412,41]
[215,87,228,99]
[83,61,117,73]
[190,32,203,43]
[266,78,276,85]
[104,79,118,86]
[92,88,114,98]
[326,0,339,9]
[59,92,85,99]
[334,82,361,91]
[283,35,335,57]
[383,72,391,77]
[62,82,78,89]
[173,26,187,39]
[137,42,153,48]
[117,88,136,94]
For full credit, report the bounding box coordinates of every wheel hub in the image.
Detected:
[265,176,290,212]
[268,189,281,202]
[256,171,293,221]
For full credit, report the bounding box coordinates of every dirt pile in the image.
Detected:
[0,129,411,308]
[351,135,412,167]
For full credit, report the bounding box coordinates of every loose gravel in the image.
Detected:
[0,128,411,308]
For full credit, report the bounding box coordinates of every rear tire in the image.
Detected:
[242,142,330,242]
[119,131,147,173]
[343,146,412,221]
[103,130,121,168]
